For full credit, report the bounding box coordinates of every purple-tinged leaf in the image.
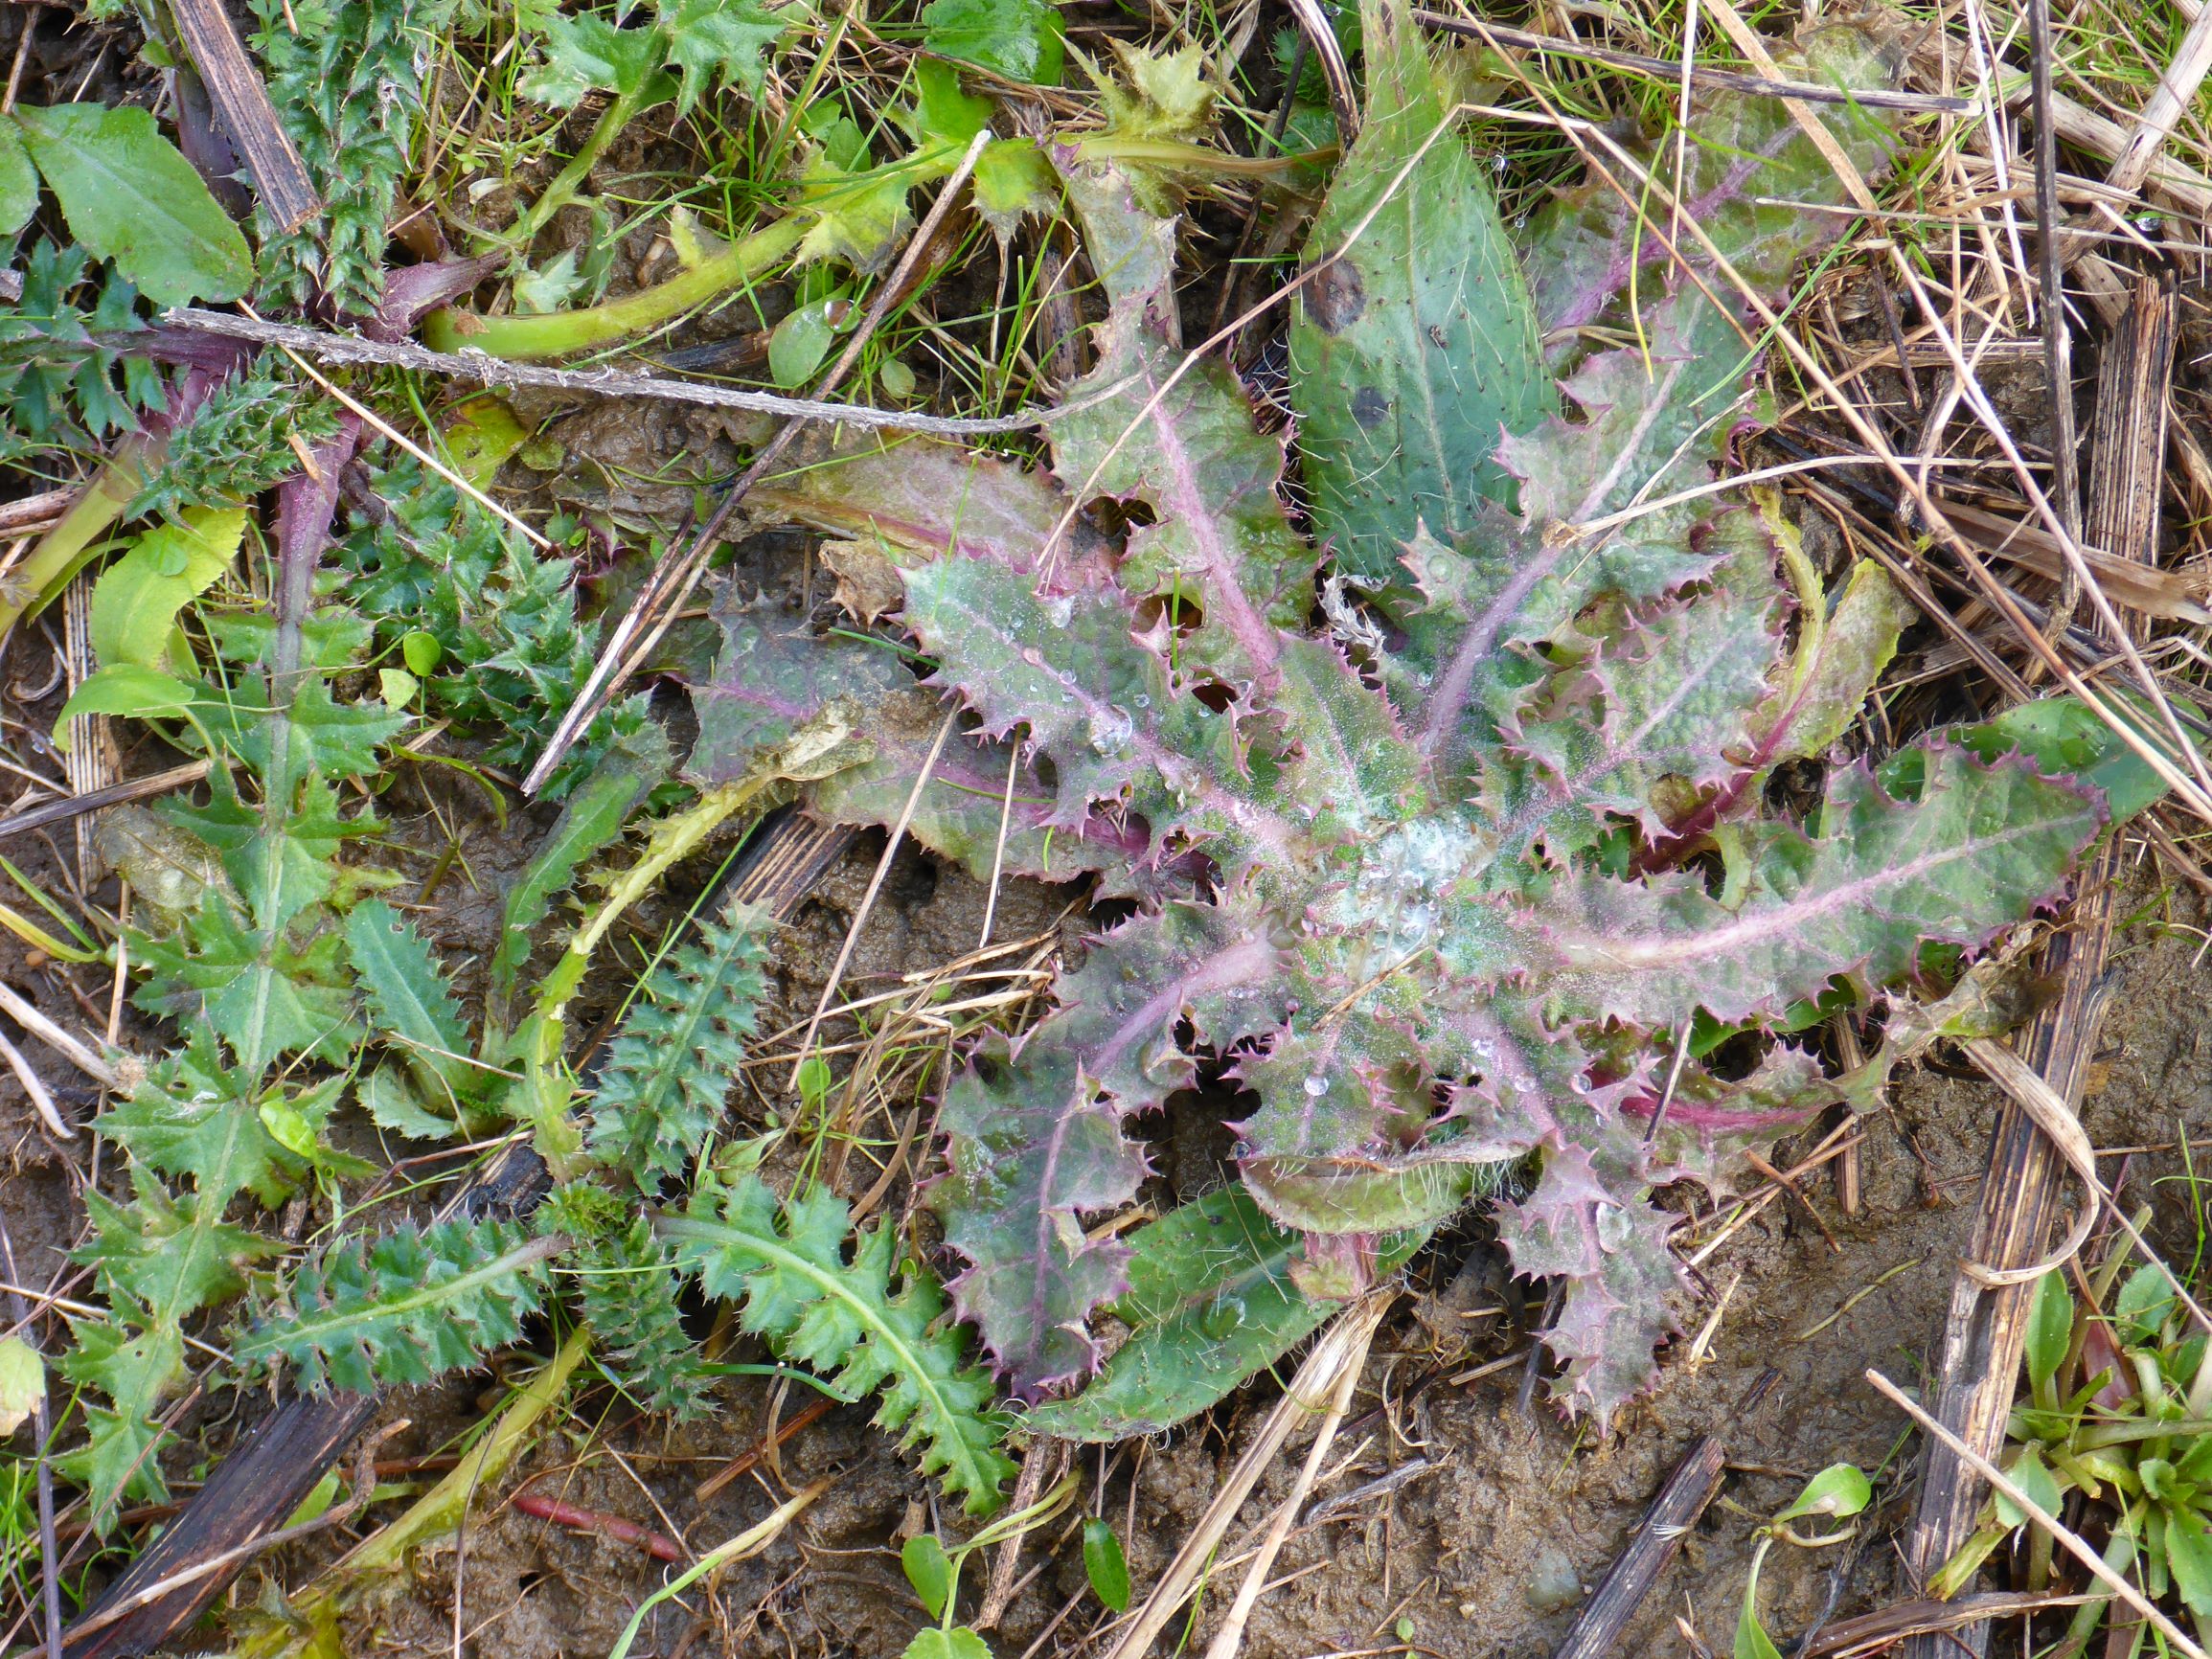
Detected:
[1750,554,1913,768]
[1047,163,1314,677]
[900,557,1300,877]
[1494,1144,1678,1424]
[1518,26,1900,354]
[1535,744,2107,1029]
[1390,289,1755,787]
[690,594,1141,881]
[746,432,1108,580]
[933,898,1288,1392]
[1481,580,1784,863]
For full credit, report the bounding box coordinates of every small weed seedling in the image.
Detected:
[1936,1233,2212,1651]
[1733,1464,1873,1659]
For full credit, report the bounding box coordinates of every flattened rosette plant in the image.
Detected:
[695,3,2169,1432]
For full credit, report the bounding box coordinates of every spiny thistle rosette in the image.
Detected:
[696,6,2155,1431]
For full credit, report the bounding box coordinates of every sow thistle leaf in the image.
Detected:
[1046,165,1312,664]
[663,1173,1013,1512]
[57,1320,185,1512]
[131,891,357,1077]
[95,1033,293,1211]
[522,0,785,120]
[588,894,771,1193]
[238,1219,559,1394]
[1531,746,2107,1030]
[347,898,473,1102]
[80,1177,285,1332]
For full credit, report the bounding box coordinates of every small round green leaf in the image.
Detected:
[902,1534,950,1619]
[401,629,445,676]
[768,300,839,389]
[1774,1464,1871,1526]
[1082,1518,1130,1613]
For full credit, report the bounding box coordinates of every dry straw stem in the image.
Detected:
[0,979,117,1094]
[1103,1293,1394,1659]
[1959,1035,2212,1341]
[1699,0,1875,212]
[2106,0,2212,195]
[1199,1295,1376,1659]
[785,709,956,1091]
[1865,1368,2210,1659]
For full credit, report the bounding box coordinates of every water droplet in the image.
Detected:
[1043,596,1075,628]
[1200,1294,1247,1339]
[1514,1074,1538,1093]
[1133,694,1152,709]
[1087,705,1135,754]
[1304,1075,1329,1098]
[1471,1037,1495,1058]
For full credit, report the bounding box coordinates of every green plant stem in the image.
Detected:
[0,443,148,646]
[422,215,807,361]
[513,779,771,1162]
[509,87,661,250]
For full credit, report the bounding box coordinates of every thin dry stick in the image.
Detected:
[162,308,1072,438]
[1866,1369,2209,1659]
[522,127,993,796]
[1102,1294,1396,1659]
[1960,1034,2212,1339]
[1409,11,1974,110]
[786,711,956,1088]
[1700,0,1875,211]
[1200,1300,1380,1659]
[0,761,212,843]
[977,742,1022,951]
[1881,248,2212,809]
[2025,0,2080,564]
